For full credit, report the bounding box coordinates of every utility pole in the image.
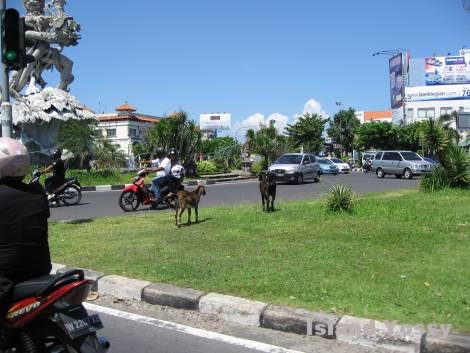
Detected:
[0,0,12,138]
[336,101,342,156]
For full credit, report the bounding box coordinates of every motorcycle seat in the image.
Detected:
[12,275,60,302]
[11,272,79,302]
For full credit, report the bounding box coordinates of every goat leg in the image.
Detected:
[188,208,191,225]
[195,206,198,223]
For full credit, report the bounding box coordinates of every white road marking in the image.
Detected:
[85,303,305,353]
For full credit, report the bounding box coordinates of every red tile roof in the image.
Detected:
[116,103,137,112]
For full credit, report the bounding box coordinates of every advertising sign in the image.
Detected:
[389,54,404,109]
[199,113,231,130]
[425,55,470,85]
[405,85,470,102]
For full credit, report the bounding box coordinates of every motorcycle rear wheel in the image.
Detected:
[119,191,140,212]
[62,186,82,206]
[27,321,105,353]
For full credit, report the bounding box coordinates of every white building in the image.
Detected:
[97,103,162,163]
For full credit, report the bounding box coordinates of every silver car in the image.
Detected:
[268,153,321,184]
[372,151,432,179]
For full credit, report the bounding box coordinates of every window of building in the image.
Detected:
[106,129,116,137]
[440,107,453,117]
[129,128,137,137]
[406,108,414,120]
[417,108,435,119]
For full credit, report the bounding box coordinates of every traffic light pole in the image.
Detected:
[0,0,12,138]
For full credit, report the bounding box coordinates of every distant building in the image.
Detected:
[355,111,393,124]
[97,103,162,165]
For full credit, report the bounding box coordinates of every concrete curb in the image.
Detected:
[80,176,256,192]
[50,264,470,352]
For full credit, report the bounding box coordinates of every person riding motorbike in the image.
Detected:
[0,138,52,342]
[41,148,66,199]
[362,157,372,172]
[168,148,180,167]
[147,148,171,202]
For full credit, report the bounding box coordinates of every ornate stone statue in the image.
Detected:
[10,0,80,95]
[9,0,94,163]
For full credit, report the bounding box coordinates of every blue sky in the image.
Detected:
[9,0,470,136]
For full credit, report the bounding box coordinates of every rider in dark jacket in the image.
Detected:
[0,138,52,325]
[43,148,66,197]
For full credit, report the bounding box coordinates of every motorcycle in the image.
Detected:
[1,269,109,352]
[30,170,82,206]
[362,162,373,173]
[119,168,185,212]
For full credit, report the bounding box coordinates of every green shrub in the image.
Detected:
[251,159,266,174]
[421,166,449,192]
[196,160,217,174]
[326,184,355,213]
[420,146,470,192]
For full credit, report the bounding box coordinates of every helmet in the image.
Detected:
[50,148,62,159]
[171,165,185,179]
[154,147,166,159]
[0,138,30,180]
[168,148,179,160]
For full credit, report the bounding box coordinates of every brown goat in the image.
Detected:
[259,172,276,212]
[175,185,206,227]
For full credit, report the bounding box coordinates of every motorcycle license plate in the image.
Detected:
[58,313,103,339]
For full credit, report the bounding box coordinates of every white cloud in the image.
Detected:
[231,98,329,140]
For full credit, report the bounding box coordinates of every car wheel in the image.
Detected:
[314,172,320,183]
[333,173,337,175]
[296,174,303,185]
[376,168,385,178]
[403,168,413,179]
[395,174,402,179]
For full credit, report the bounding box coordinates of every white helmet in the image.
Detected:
[171,164,185,179]
[0,138,29,180]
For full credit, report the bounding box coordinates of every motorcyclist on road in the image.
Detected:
[168,148,180,167]
[147,148,171,201]
[0,138,52,338]
[42,148,66,199]
[363,157,372,171]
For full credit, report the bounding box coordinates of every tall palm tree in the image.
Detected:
[56,119,98,168]
[419,118,449,160]
[438,111,460,144]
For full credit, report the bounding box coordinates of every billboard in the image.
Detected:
[389,54,404,109]
[405,84,470,102]
[199,113,231,130]
[425,55,470,85]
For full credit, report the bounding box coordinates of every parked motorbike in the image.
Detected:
[119,168,185,212]
[1,269,109,352]
[30,170,82,206]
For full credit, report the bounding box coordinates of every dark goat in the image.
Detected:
[175,185,206,227]
[259,172,276,212]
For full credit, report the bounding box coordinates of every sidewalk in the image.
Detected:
[81,169,256,192]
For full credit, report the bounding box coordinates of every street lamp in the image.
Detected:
[335,101,343,156]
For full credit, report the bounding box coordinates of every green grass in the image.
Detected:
[49,189,470,331]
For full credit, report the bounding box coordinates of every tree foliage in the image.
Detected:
[199,136,240,159]
[284,113,328,153]
[328,108,360,154]
[139,111,202,163]
[56,119,99,169]
[245,122,287,169]
[94,138,126,169]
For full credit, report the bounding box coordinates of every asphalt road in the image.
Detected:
[50,172,419,221]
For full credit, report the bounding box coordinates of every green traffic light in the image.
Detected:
[4,50,17,62]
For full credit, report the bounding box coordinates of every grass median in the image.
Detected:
[49,188,470,331]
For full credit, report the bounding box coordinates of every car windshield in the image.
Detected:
[319,159,332,164]
[401,152,422,161]
[330,158,343,163]
[276,155,302,164]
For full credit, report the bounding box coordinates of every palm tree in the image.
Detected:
[94,138,126,169]
[438,111,460,144]
[245,122,286,169]
[419,118,450,160]
[56,119,98,168]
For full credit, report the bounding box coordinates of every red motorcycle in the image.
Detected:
[118,168,185,212]
[2,269,109,352]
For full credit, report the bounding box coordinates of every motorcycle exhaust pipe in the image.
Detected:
[98,336,110,350]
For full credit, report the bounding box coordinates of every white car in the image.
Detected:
[328,158,350,174]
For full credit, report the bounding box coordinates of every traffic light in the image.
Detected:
[2,8,33,70]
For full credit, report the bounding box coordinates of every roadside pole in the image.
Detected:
[0,0,12,138]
